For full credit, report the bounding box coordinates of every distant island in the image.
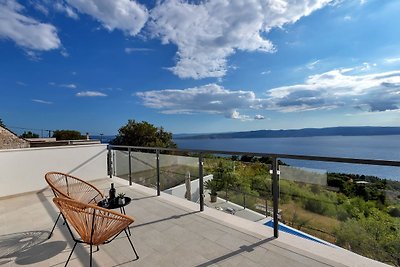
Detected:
[174,126,400,139]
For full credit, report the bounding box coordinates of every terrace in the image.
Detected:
[0,144,397,266]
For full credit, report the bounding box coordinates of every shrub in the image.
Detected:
[388,207,400,217]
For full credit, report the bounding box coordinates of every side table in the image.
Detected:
[98,197,132,235]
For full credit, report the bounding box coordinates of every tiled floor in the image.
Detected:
[0,178,387,267]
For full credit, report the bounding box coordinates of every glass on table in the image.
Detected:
[102,189,109,208]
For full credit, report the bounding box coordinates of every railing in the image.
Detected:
[107,145,400,240]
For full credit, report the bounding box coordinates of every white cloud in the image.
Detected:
[25,50,41,60]
[358,62,376,71]
[54,1,78,19]
[148,0,332,79]
[261,70,271,75]
[31,2,49,15]
[49,82,76,88]
[32,99,52,104]
[0,0,61,51]
[137,68,400,118]
[343,15,351,21]
[137,83,259,117]
[346,109,400,117]
[267,69,400,112]
[60,83,76,89]
[227,110,251,121]
[76,91,107,97]
[60,48,69,57]
[254,114,265,120]
[384,57,400,64]
[124,47,152,54]
[306,60,320,70]
[66,0,148,36]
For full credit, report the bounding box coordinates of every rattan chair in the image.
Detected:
[45,172,104,238]
[53,197,139,267]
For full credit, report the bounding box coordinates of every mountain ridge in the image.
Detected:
[174,126,400,139]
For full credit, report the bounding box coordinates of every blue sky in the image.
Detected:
[1,0,400,136]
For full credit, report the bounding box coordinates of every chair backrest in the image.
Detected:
[53,197,134,245]
[45,172,103,204]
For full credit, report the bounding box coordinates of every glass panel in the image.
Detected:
[113,149,157,188]
[130,151,158,188]
[113,150,130,178]
[159,152,198,202]
[279,165,327,185]
[203,155,273,223]
[279,160,400,266]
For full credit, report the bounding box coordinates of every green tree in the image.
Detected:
[20,131,39,138]
[0,118,4,127]
[216,161,237,199]
[111,120,177,148]
[240,155,254,162]
[53,130,85,140]
[336,210,400,266]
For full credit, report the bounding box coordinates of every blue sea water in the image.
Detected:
[174,135,400,180]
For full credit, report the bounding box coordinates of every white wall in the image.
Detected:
[163,174,213,203]
[0,144,108,198]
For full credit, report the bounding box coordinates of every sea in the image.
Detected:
[174,135,400,181]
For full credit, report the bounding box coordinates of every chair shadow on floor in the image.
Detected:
[0,230,67,265]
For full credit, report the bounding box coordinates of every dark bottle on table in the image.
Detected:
[109,183,116,199]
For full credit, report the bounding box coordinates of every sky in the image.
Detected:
[1,0,400,136]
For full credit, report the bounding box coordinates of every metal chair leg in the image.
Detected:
[124,229,139,260]
[64,242,77,267]
[120,207,131,236]
[49,213,62,239]
[90,244,93,267]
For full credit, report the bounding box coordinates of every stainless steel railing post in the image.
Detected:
[128,148,132,186]
[107,145,112,178]
[156,150,160,196]
[272,156,280,238]
[199,153,204,211]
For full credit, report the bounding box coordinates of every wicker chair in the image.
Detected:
[45,172,104,238]
[53,197,138,267]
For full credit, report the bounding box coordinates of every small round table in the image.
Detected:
[98,197,132,235]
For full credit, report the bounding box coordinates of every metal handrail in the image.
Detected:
[108,144,400,167]
[108,144,400,238]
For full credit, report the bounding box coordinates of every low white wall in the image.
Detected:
[163,174,213,203]
[0,144,108,198]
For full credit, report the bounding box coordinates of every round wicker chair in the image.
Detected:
[45,172,104,238]
[53,197,138,267]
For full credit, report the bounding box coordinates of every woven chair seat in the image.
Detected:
[45,172,103,204]
[53,197,138,266]
[53,197,134,245]
[44,171,104,239]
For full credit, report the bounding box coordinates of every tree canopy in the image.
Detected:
[0,118,4,127]
[52,130,85,140]
[20,131,39,138]
[111,120,177,148]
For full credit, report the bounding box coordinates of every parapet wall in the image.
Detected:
[0,144,108,198]
[0,126,29,149]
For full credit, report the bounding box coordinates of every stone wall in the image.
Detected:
[0,126,30,149]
